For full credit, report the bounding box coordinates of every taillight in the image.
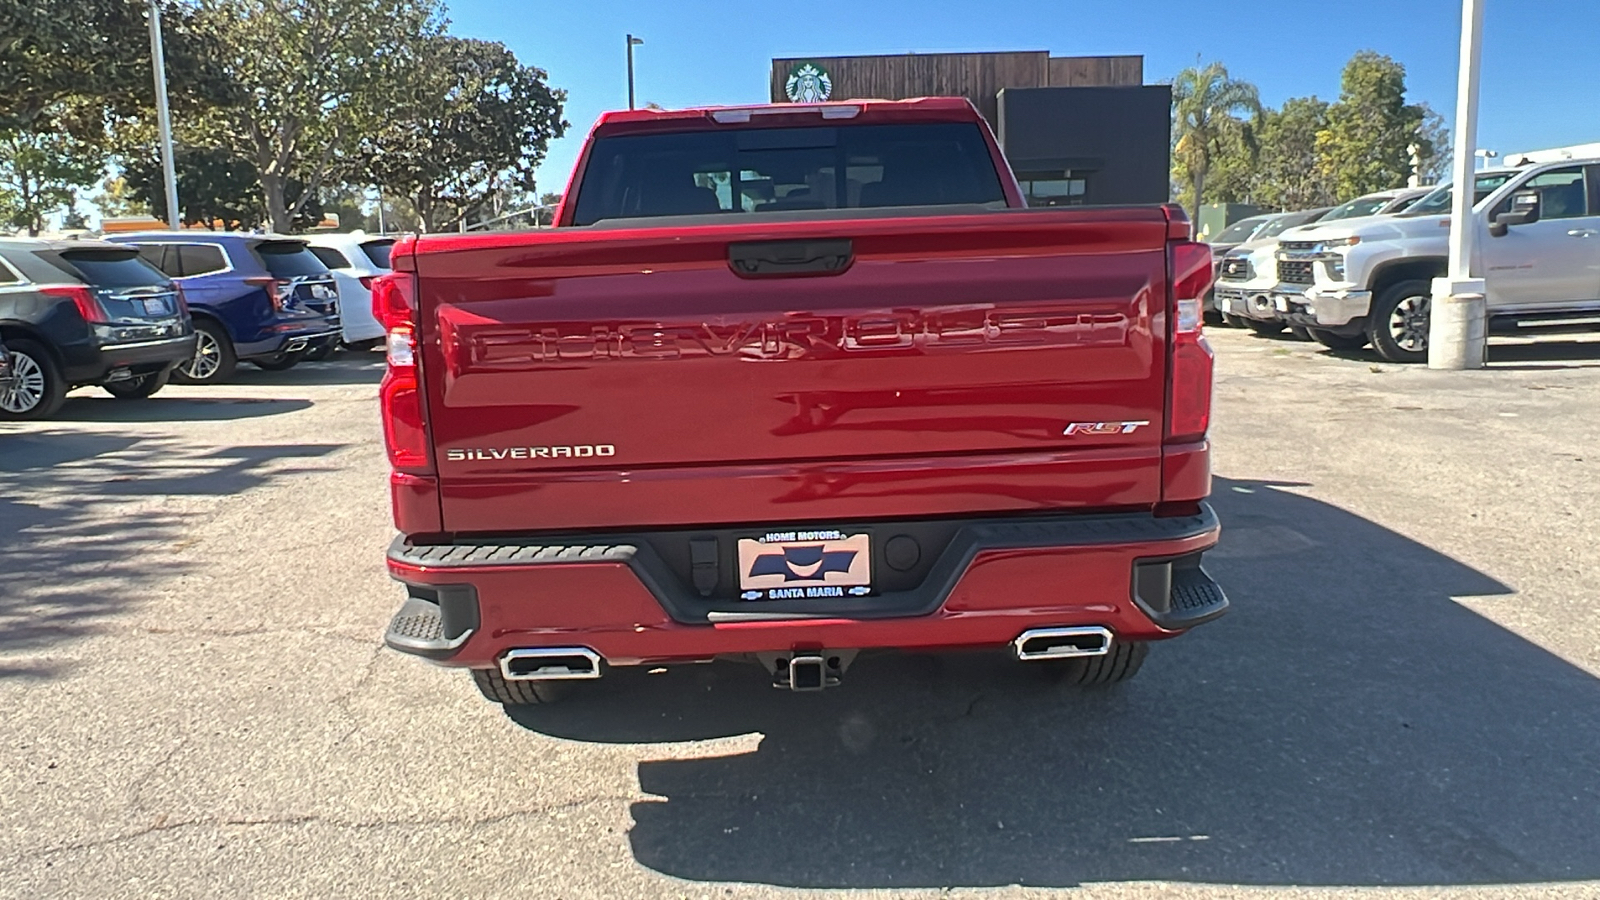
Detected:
[358,275,375,291]
[173,284,191,315]
[244,276,292,310]
[1166,241,1214,444]
[373,272,431,474]
[43,285,109,324]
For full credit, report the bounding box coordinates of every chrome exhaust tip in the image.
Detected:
[284,338,309,353]
[499,647,603,681]
[1013,626,1113,661]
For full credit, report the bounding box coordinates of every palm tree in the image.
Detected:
[1172,62,1262,225]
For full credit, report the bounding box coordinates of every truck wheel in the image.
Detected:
[1367,280,1432,363]
[103,368,171,400]
[1288,326,1313,341]
[1244,319,1285,336]
[471,667,570,705]
[1308,328,1369,352]
[0,339,67,420]
[172,320,237,385]
[1037,641,1148,686]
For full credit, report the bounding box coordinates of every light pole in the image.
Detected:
[1429,0,1487,369]
[626,34,644,110]
[147,0,180,230]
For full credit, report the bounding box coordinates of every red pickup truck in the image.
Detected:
[375,97,1225,704]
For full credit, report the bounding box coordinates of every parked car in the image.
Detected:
[103,233,341,383]
[1209,214,1276,259]
[1275,160,1600,360]
[1314,187,1434,225]
[1212,207,1334,332]
[0,341,14,401]
[0,238,195,419]
[304,232,393,355]
[376,97,1228,707]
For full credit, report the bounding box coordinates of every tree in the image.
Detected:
[359,35,567,232]
[187,0,445,232]
[1316,52,1427,200]
[0,0,234,136]
[121,145,326,231]
[1254,97,1336,210]
[1171,62,1262,221]
[0,124,106,235]
[1415,103,1452,185]
[97,175,151,220]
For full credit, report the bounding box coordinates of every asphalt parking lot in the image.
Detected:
[3,330,1599,899]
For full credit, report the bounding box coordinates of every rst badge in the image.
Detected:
[736,529,872,601]
[1064,421,1149,436]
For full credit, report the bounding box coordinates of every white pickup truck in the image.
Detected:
[1273,159,1600,361]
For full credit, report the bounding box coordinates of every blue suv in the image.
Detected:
[105,233,341,384]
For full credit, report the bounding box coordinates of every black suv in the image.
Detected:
[0,238,195,420]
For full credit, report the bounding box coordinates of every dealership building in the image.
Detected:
[770,51,1170,208]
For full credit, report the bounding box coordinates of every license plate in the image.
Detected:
[140,297,170,316]
[736,529,872,601]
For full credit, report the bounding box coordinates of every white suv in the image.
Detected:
[1273,161,1600,361]
[305,232,394,352]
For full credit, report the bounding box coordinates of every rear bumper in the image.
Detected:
[61,334,197,384]
[383,505,1226,668]
[235,324,342,360]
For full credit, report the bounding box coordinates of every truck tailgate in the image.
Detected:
[414,209,1172,532]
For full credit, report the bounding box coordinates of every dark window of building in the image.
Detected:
[1018,173,1088,207]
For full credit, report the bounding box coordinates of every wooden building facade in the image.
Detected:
[769,52,1143,126]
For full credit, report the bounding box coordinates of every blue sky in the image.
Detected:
[443,0,1600,198]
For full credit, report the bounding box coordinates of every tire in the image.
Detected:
[303,340,337,362]
[1308,328,1369,352]
[471,667,571,706]
[250,348,307,371]
[1366,279,1433,363]
[172,319,237,385]
[1289,326,1313,341]
[103,368,171,400]
[1035,641,1149,686]
[1245,319,1286,336]
[0,339,67,420]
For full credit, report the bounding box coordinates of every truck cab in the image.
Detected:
[1275,160,1600,361]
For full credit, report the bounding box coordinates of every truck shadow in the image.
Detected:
[504,477,1600,889]
[0,431,344,670]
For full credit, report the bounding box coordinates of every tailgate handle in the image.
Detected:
[728,239,853,278]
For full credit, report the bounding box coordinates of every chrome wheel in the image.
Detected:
[1388,294,1430,353]
[0,351,45,414]
[184,329,223,380]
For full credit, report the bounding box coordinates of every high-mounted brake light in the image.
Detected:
[710,104,861,124]
[42,285,108,324]
[1166,241,1215,444]
[371,272,431,475]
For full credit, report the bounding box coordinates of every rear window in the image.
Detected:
[253,240,329,278]
[359,239,394,269]
[309,246,351,269]
[570,122,1007,225]
[48,249,170,288]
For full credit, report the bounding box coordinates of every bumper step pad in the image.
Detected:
[384,595,472,656]
[1164,566,1229,628]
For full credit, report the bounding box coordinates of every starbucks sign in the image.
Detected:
[785,62,833,103]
